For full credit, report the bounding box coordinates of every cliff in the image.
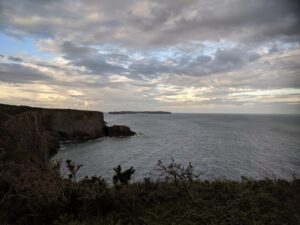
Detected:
[0,104,135,167]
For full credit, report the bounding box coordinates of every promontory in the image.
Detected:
[0,104,135,167]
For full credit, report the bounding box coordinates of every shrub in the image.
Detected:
[112,165,135,188]
[0,159,299,225]
[66,159,83,181]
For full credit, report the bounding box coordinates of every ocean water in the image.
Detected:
[53,113,300,181]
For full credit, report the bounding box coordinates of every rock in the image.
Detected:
[104,125,136,137]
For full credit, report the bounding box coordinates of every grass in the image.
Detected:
[0,159,299,225]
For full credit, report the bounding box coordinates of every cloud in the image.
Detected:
[7,56,22,62]
[0,0,299,113]
[0,0,299,47]
[144,0,300,46]
[183,46,261,76]
[76,57,125,74]
[39,40,262,79]
[0,62,53,83]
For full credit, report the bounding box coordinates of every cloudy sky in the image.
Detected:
[0,0,299,113]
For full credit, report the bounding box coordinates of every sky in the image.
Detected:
[0,0,299,114]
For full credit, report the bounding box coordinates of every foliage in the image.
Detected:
[66,159,83,181]
[112,165,135,188]
[0,162,66,225]
[0,159,299,225]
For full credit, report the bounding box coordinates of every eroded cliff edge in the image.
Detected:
[0,104,135,167]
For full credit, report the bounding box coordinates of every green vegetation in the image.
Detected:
[0,159,299,225]
[113,165,135,188]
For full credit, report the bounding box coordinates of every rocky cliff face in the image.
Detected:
[0,104,135,167]
[42,109,106,140]
[0,111,49,167]
[40,109,107,156]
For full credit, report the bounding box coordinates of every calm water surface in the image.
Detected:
[53,113,300,181]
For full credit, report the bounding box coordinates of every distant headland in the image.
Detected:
[109,111,171,114]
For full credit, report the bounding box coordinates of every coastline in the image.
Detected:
[0,104,299,225]
[0,103,135,167]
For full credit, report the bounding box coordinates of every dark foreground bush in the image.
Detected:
[0,160,299,225]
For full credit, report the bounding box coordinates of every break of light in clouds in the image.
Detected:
[0,0,299,114]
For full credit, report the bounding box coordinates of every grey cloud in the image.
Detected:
[151,0,300,46]
[61,41,96,58]
[35,62,64,71]
[214,48,259,65]
[0,0,299,47]
[73,56,126,74]
[7,56,23,62]
[128,46,261,77]
[0,53,122,88]
[191,47,261,75]
[57,42,127,75]
[57,42,261,78]
[204,53,300,90]
[129,58,173,76]
[247,69,300,90]
[0,62,53,83]
[195,55,211,64]
[0,0,299,114]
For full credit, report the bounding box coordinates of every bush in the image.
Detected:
[112,165,135,188]
[0,159,299,225]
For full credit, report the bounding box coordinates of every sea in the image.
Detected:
[53,113,300,182]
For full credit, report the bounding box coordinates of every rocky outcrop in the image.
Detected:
[104,125,136,137]
[0,104,135,167]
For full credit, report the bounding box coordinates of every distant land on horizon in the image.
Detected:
[109,111,172,114]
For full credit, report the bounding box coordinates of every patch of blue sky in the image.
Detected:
[137,42,232,63]
[88,40,238,62]
[201,40,236,56]
[257,40,299,54]
[150,49,176,61]
[278,41,299,50]
[0,33,53,60]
